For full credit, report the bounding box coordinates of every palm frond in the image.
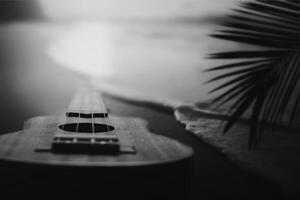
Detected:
[207,0,300,147]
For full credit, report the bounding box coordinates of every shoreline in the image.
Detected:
[97,83,300,199]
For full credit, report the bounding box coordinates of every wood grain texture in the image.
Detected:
[0,115,193,168]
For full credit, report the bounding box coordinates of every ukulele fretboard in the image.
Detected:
[66,87,108,118]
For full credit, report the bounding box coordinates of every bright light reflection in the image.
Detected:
[48,21,114,78]
[38,0,240,20]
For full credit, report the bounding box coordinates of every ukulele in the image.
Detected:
[0,87,193,169]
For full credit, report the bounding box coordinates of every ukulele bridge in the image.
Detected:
[51,134,120,154]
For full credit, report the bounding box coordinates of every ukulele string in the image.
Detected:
[61,91,78,134]
[98,90,110,132]
[65,89,83,134]
[104,108,110,132]
[75,90,84,137]
[90,90,95,135]
[92,113,95,135]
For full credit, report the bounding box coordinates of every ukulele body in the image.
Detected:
[0,115,193,168]
[0,88,193,199]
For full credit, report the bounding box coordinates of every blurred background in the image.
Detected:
[0,0,240,133]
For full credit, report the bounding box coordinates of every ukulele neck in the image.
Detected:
[66,87,108,118]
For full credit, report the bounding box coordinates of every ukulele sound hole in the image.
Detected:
[59,123,115,133]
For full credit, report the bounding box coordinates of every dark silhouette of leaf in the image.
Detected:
[207,0,300,147]
[210,50,286,59]
[206,63,270,84]
[204,60,270,72]
[212,33,297,49]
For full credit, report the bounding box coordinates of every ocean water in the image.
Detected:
[49,20,242,103]
[0,0,245,131]
[38,0,244,103]
[0,16,243,132]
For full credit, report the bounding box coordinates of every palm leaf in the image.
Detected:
[207,0,300,147]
